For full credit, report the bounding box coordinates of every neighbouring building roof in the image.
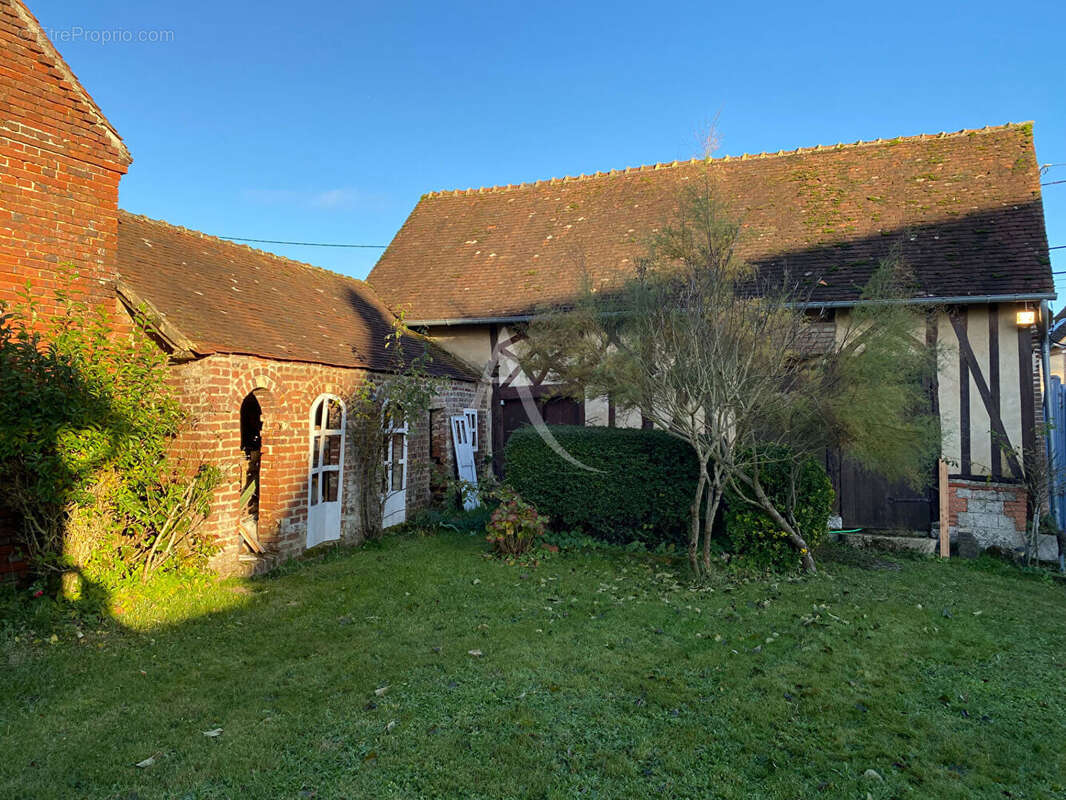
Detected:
[368,123,1054,324]
[115,211,478,381]
[2,0,131,166]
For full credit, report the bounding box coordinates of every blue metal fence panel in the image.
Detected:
[1050,376,1066,532]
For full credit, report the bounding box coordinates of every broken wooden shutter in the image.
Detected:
[464,408,478,451]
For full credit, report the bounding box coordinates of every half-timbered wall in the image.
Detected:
[933,304,1035,480]
[428,303,1042,546]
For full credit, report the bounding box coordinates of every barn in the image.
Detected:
[369,125,1056,551]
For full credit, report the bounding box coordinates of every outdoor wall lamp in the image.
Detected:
[1016,308,1037,326]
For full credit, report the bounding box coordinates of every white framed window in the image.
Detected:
[382,414,409,527]
[464,407,479,451]
[307,394,346,548]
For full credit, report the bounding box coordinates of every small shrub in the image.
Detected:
[485,488,547,557]
[724,448,834,571]
[505,425,698,548]
[542,528,614,552]
[410,504,495,536]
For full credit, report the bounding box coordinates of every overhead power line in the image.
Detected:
[218,236,386,249]
[1042,180,1066,187]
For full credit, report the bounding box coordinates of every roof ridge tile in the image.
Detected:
[117,210,377,290]
[418,122,1032,199]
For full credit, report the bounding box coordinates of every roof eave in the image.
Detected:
[410,292,1058,327]
[411,315,536,327]
[805,292,1057,309]
[115,281,201,360]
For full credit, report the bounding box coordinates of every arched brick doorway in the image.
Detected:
[238,389,269,555]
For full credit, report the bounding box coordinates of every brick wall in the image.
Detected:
[419,383,490,503]
[0,0,131,582]
[0,0,131,314]
[166,352,483,575]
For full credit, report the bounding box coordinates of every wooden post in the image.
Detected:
[938,459,950,558]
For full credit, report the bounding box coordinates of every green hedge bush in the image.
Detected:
[723,447,834,571]
[504,425,698,548]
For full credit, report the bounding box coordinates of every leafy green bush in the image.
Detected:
[410,504,495,535]
[723,448,834,571]
[485,487,548,557]
[505,425,698,548]
[0,271,220,586]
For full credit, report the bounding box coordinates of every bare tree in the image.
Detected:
[522,185,939,576]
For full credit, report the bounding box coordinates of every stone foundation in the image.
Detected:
[946,478,1028,552]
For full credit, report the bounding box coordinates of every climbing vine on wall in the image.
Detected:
[347,312,443,541]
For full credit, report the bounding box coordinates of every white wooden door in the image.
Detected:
[451,415,479,510]
[382,420,408,527]
[307,394,346,548]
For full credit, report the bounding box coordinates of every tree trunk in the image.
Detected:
[702,482,723,574]
[750,477,817,574]
[689,468,708,579]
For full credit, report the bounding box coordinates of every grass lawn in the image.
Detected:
[2,532,1065,799]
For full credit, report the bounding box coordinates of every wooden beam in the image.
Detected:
[988,304,1001,477]
[489,324,503,478]
[926,313,941,512]
[1018,321,1037,479]
[949,312,1023,478]
[115,281,199,360]
[238,519,265,554]
[499,361,523,389]
[938,459,950,558]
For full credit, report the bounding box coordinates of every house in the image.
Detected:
[115,212,484,573]
[1,0,1058,573]
[368,124,1056,552]
[0,0,484,578]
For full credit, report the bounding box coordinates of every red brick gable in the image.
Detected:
[116,211,477,381]
[368,124,1053,322]
[0,0,130,168]
[0,0,131,317]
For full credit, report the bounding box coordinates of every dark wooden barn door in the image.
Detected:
[496,391,585,475]
[827,450,933,533]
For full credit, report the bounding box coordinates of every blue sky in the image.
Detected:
[33,0,1066,302]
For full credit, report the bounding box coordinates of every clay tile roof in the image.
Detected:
[115,211,477,381]
[368,124,1054,322]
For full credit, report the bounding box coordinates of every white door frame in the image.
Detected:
[307,394,346,548]
[382,417,408,527]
